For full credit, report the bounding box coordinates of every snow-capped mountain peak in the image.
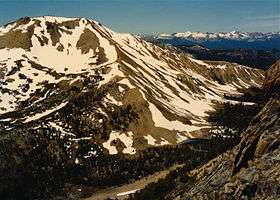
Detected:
[0,16,264,155]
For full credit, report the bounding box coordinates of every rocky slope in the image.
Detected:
[263,60,280,94]
[165,60,280,200]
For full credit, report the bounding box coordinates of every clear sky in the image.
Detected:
[0,0,279,34]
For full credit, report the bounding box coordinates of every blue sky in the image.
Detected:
[0,0,279,34]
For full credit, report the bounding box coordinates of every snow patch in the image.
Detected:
[144,135,157,145]
[117,189,139,197]
[23,102,68,123]
[103,131,136,154]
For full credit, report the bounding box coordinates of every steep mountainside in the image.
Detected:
[0,16,267,157]
[161,60,280,200]
[263,60,280,94]
[0,16,265,155]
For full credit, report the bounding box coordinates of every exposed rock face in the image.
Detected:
[232,97,280,175]
[171,60,280,200]
[263,59,280,96]
[0,17,35,50]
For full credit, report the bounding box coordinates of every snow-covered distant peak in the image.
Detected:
[156,31,280,41]
[175,31,208,39]
[34,16,79,23]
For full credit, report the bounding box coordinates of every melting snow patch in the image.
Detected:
[117,189,139,197]
[70,137,92,141]
[103,131,136,155]
[0,93,17,114]
[118,85,125,92]
[105,93,123,106]
[0,118,12,122]
[189,57,212,68]
[216,64,227,69]
[75,158,80,164]
[148,101,205,132]
[176,132,189,143]
[144,135,170,146]
[118,78,135,89]
[144,134,157,145]
[23,102,68,123]
[98,64,125,87]
[159,137,170,145]
[49,122,75,137]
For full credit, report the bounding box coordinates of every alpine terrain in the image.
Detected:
[146,31,280,69]
[139,60,280,200]
[152,31,280,50]
[0,16,271,199]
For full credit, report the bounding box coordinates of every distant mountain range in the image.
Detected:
[157,31,280,41]
[143,31,280,69]
[144,31,280,51]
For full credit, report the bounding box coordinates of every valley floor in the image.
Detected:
[85,165,182,200]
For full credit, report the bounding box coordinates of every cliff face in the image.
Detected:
[263,59,280,96]
[232,97,280,176]
[172,60,280,200]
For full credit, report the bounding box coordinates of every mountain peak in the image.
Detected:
[0,16,264,154]
[0,15,118,73]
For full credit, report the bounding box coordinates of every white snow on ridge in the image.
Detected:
[0,23,17,36]
[97,63,127,87]
[28,19,118,74]
[189,57,226,69]
[23,101,68,123]
[0,93,17,114]
[144,135,158,145]
[49,122,75,137]
[189,57,212,68]
[144,135,171,146]
[0,50,70,114]
[148,101,201,132]
[113,36,217,120]
[34,16,78,23]
[105,93,123,106]
[176,132,189,143]
[118,78,135,89]
[175,31,208,39]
